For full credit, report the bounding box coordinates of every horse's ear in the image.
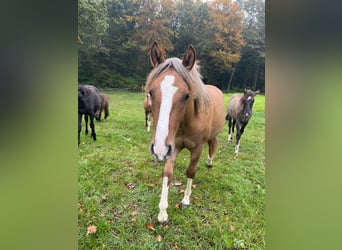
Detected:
[150,42,165,68]
[182,44,196,70]
[243,88,247,94]
[253,90,260,96]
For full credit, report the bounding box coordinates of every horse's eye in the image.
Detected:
[184,93,190,101]
[148,91,153,98]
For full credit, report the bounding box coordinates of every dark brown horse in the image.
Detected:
[226,89,259,155]
[145,42,225,223]
[143,93,152,132]
[95,93,110,121]
[78,84,101,145]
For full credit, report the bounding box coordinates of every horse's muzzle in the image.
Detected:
[150,143,172,162]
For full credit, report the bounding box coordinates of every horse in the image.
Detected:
[145,42,226,223]
[95,93,110,121]
[143,94,152,132]
[78,84,101,145]
[226,89,260,155]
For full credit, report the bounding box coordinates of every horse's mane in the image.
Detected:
[145,58,210,113]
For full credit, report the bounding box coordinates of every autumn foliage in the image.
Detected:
[78,0,264,91]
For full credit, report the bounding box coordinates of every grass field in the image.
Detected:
[78,90,265,249]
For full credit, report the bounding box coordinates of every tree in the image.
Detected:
[131,0,177,55]
[234,0,265,91]
[206,0,245,90]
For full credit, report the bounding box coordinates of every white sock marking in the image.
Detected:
[207,154,213,166]
[153,75,177,160]
[158,177,169,222]
[235,141,240,155]
[147,114,151,132]
[181,178,193,206]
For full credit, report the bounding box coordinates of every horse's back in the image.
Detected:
[207,85,225,137]
[227,94,242,118]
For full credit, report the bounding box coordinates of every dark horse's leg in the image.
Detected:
[89,114,97,141]
[235,121,248,155]
[84,115,89,135]
[227,114,233,142]
[78,113,82,145]
[104,103,109,119]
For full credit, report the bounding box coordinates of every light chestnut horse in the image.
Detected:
[95,93,110,121]
[145,42,225,223]
[226,89,259,155]
[143,94,152,132]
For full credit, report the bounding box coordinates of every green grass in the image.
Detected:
[78,91,265,249]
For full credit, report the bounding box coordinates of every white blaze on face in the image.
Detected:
[153,75,177,160]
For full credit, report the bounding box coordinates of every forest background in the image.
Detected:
[78,0,265,92]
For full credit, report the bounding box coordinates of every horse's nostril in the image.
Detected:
[166,145,172,157]
[150,143,155,155]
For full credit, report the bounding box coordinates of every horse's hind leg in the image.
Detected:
[104,105,109,119]
[181,144,204,208]
[84,115,89,135]
[207,137,218,167]
[89,114,96,141]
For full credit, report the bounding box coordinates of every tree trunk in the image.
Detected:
[226,66,237,92]
[252,64,260,90]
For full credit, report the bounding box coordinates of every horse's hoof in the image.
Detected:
[158,219,169,225]
[179,203,188,210]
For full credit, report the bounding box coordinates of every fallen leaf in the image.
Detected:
[131,218,136,222]
[78,203,83,213]
[146,223,155,231]
[87,225,97,235]
[173,182,182,186]
[171,242,179,250]
[147,183,156,187]
[125,183,138,190]
[131,209,139,216]
[156,235,162,242]
[179,189,185,194]
[229,224,235,232]
[192,184,197,189]
[164,224,169,231]
[175,203,180,209]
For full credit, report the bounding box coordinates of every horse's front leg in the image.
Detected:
[147,113,152,132]
[227,116,233,142]
[78,113,82,145]
[181,144,203,208]
[158,148,179,223]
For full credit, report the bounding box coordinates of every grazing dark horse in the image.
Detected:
[95,93,110,121]
[145,42,225,223]
[226,89,259,155]
[78,84,101,145]
[143,94,152,132]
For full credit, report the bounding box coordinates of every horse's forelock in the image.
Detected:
[145,58,210,112]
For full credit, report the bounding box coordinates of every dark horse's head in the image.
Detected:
[240,89,260,121]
